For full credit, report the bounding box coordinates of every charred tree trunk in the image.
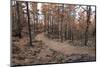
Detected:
[49,11,52,35]
[58,5,61,41]
[61,4,64,42]
[26,2,32,46]
[64,18,68,40]
[48,13,50,35]
[84,6,91,46]
[93,6,96,37]
[44,14,47,32]
[36,11,38,33]
[16,1,22,38]
[51,14,53,35]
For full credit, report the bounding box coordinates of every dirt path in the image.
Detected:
[35,33,96,56]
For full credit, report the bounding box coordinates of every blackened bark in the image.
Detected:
[44,14,47,32]
[16,1,22,38]
[85,6,91,46]
[93,6,96,37]
[61,4,64,42]
[58,5,60,41]
[26,2,32,46]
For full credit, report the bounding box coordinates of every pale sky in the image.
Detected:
[17,0,96,5]
[37,3,42,14]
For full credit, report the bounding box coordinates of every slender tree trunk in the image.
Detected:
[65,17,67,40]
[47,14,49,34]
[61,4,64,42]
[48,13,50,35]
[51,14,53,35]
[93,6,96,37]
[84,6,91,46]
[26,2,32,46]
[49,11,52,34]
[58,5,60,41]
[16,1,22,38]
[36,11,38,33]
[44,14,47,32]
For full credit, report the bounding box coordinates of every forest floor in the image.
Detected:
[12,32,96,66]
[35,33,96,56]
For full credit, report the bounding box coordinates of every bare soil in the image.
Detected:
[12,33,96,66]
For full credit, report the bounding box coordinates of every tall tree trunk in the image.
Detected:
[61,4,64,42]
[36,11,38,33]
[16,1,22,38]
[44,14,47,32]
[26,2,32,46]
[84,6,91,46]
[64,17,68,40]
[58,5,60,41]
[93,6,96,37]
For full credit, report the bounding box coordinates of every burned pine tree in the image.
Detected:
[26,2,33,46]
[12,1,18,37]
[84,6,91,46]
[12,1,26,38]
[93,6,96,37]
[15,1,22,38]
[60,4,64,42]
